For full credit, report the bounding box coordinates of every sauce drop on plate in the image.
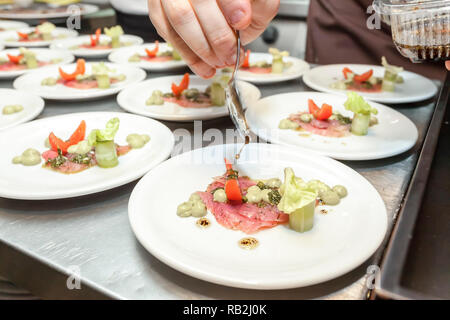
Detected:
[238,237,259,250]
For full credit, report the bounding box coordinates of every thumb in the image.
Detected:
[217,0,252,30]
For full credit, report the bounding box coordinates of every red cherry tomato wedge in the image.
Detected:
[342,67,354,79]
[17,31,29,40]
[308,99,333,121]
[171,73,190,98]
[145,40,159,57]
[225,179,242,201]
[90,28,101,47]
[314,103,333,121]
[308,99,320,115]
[48,120,87,154]
[353,69,373,83]
[59,59,86,81]
[68,120,86,146]
[49,133,70,154]
[224,158,242,202]
[7,54,23,64]
[242,49,251,68]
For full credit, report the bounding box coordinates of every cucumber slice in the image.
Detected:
[96,75,111,89]
[351,113,371,136]
[95,141,118,168]
[210,82,225,106]
[288,200,315,233]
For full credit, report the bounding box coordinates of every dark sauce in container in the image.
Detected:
[393,17,450,62]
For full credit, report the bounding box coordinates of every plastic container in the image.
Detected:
[373,0,450,62]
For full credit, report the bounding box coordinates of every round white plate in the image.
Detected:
[303,64,438,104]
[0,20,28,31]
[236,52,310,84]
[0,27,78,47]
[0,48,74,79]
[129,143,388,289]
[108,43,187,71]
[0,88,44,131]
[50,34,144,58]
[117,75,261,121]
[246,92,418,161]
[0,112,174,200]
[0,4,99,20]
[13,62,147,101]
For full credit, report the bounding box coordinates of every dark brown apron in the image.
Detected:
[305,0,445,80]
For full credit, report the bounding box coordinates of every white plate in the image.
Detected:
[0,88,44,131]
[117,75,261,121]
[128,143,388,289]
[246,92,418,161]
[0,27,78,47]
[0,20,28,31]
[50,35,144,58]
[303,64,438,104]
[0,112,174,200]
[236,52,310,84]
[13,62,147,101]
[0,48,74,79]
[0,4,99,20]
[108,43,187,71]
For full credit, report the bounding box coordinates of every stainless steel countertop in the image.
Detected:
[0,69,437,300]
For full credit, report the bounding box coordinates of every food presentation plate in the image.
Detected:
[129,143,388,289]
[0,112,174,200]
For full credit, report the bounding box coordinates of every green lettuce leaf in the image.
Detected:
[88,118,120,146]
[344,92,378,116]
[277,168,317,214]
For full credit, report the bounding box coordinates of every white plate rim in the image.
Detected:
[0,88,45,131]
[128,143,388,289]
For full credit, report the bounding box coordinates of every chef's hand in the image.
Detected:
[446,61,450,70]
[148,0,280,78]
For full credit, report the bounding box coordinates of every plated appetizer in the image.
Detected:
[117,75,261,121]
[0,23,78,47]
[41,59,127,90]
[279,92,378,137]
[302,62,437,104]
[331,57,404,93]
[128,143,388,289]
[178,160,347,236]
[146,73,227,108]
[0,47,74,78]
[108,42,187,71]
[51,26,144,58]
[12,118,150,174]
[245,91,418,160]
[241,48,291,74]
[14,60,147,100]
[236,49,310,84]
[0,112,174,199]
[128,41,181,63]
